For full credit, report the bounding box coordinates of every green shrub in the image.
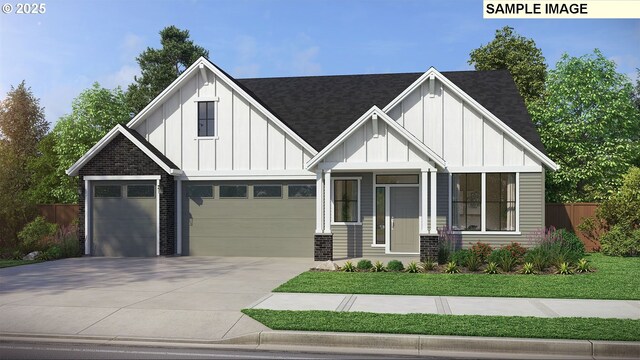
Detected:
[470,242,492,262]
[575,258,592,273]
[578,167,640,256]
[484,262,499,274]
[58,226,80,258]
[465,254,481,271]
[387,260,404,272]
[488,249,511,264]
[555,262,573,275]
[451,249,471,266]
[600,225,640,257]
[371,260,386,272]
[525,247,551,272]
[443,261,459,274]
[521,262,536,274]
[17,217,58,253]
[405,261,419,273]
[341,261,356,272]
[36,245,61,261]
[496,251,518,272]
[437,226,458,264]
[419,259,436,272]
[503,242,527,259]
[356,259,373,271]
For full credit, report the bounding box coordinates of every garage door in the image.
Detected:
[92,181,157,256]
[183,181,315,256]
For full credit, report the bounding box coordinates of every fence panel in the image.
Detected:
[545,203,599,251]
[37,204,79,228]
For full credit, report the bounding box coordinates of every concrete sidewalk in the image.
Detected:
[251,293,640,319]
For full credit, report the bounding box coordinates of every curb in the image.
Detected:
[1,331,639,359]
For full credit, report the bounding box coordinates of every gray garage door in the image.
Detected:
[183,181,315,257]
[92,181,157,257]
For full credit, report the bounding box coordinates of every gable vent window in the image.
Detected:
[198,101,215,137]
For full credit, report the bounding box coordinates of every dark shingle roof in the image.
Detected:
[120,125,180,170]
[236,70,545,154]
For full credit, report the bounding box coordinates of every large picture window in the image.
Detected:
[486,173,516,231]
[334,179,359,223]
[197,101,215,137]
[451,174,481,231]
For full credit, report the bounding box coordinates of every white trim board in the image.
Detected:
[66,124,183,177]
[306,106,445,169]
[381,67,559,171]
[126,57,317,156]
[84,175,162,181]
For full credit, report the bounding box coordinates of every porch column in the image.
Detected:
[315,171,323,233]
[420,170,429,234]
[176,178,182,255]
[323,170,332,233]
[430,170,437,234]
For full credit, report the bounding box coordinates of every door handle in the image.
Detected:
[391,217,395,230]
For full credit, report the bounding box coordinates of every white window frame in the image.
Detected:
[331,177,361,225]
[194,97,219,139]
[448,172,521,235]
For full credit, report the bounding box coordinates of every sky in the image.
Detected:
[1,0,639,126]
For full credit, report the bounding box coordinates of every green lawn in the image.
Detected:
[0,259,40,268]
[243,309,640,342]
[275,254,640,300]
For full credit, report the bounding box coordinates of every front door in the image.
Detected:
[389,187,419,253]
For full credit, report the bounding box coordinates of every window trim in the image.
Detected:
[253,184,283,199]
[195,98,219,139]
[331,177,361,225]
[449,172,520,234]
[287,184,316,199]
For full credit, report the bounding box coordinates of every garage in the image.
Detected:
[92,181,157,257]
[182,181,315,257]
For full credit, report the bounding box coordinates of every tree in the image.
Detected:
[633,68,640,111]
[530,49,640,202]
[469,26,547,107]
[52,83,131,202]
[0,81,47,245]
[126,26,209,114]
[25,133,60,204]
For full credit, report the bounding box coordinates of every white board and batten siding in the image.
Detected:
[387,79,541,169]
[322,118,429,165]
[132,69,314,175]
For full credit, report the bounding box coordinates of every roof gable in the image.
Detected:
[66,124,182,176]
[306,106,446,169]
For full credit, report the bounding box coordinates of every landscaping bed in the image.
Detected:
[242,309,640,342]
[276,253,639,300]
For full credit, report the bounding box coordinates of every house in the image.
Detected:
[67,57,558,260]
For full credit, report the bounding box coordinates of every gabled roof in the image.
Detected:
[237,70,546,155]
[306,106,446,169]
[66,124,182,176]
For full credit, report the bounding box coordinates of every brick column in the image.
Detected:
[420,235,439,262]
[314,234,333,261]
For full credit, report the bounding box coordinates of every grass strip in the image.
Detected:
[275,254,640,300]
[0,260,40,269]
[243,309,640,342]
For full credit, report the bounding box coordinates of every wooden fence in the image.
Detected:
[545,203,599,251]
[37,204,79,228]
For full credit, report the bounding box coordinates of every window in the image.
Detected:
[187,185,213,198]
[452,174,481,231]
[254,185,282,198]
[486,173,516,231]
[94,185,121,198]
[220,185,247,198]
[376,174,419,184]
[375,187,385,244]
[127,185,155,198]
[197,101,215,137]
[334,179,359,223]
[288,185,316,198]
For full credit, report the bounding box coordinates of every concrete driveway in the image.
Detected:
[0,256,313,341]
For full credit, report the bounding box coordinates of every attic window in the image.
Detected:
[198,101,216,137]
